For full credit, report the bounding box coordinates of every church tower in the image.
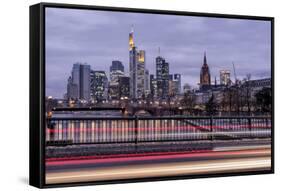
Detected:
[200,52,211,86]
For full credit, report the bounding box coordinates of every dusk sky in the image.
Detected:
[46,7,271,98]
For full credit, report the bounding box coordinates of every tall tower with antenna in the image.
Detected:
[129,25,137,99]
[232,62,237,84]
[129,25,135,50]
[128,25,147,99]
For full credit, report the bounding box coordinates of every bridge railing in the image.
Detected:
[46,116,271,145]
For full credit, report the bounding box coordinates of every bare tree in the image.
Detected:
[205,94,218,116]
[255,87,272,113]
[243,74,253,115]
[233,85,242,115]
[222,87,234,114]
[181,91,196,114]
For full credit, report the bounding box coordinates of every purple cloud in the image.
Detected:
[46,7,271,98]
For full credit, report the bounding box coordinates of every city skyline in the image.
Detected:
[46,7,271,98]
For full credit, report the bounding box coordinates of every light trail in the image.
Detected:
[46,148,271,167]
[213,144,271,151]
[46,144,271,163]
[46,149,212,162]
[46,156,271,184]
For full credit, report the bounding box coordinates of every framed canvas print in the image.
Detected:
[29,2,274,188]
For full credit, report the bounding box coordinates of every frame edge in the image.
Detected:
[29,3,44,188]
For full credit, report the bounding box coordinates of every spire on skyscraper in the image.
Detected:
[129,25,135,50]
[131,24,134,33]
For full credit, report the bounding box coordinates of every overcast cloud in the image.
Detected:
[46,7,271,98]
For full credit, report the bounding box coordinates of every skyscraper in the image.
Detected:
[119,76,130,99]
[108,82,120,100]
[220,70,231,85]
[200,52,211,87]
[110,60,124,73]
[150,74,157,99]
[156,55,169,99]
[168,74,181,96]
[145,69,150,95]
[137,50,146,98]
[129,27,147,100]
[174,74,181,94]
[110,60,125,82]
[71,63,91,101]
[168,80,178,96]
[129,27,138,99]
[66,76,78,100]
[129,26,135,51]
[90,70,108,102]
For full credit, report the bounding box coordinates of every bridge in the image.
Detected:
[46,115,271,146]
[51,106,190,116]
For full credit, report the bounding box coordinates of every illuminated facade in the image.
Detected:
[90,70,108,102]
[129,27,138,99]
[169,80,178,96]
[145,69,150,96]
[119,76,130,99]
[137,50,146,98]
[110,60,124,72]
[150,75,158,99]
[108,81,119,100]
[109,60,125,100]
[220,70,231,85]
[110,60,125,82]
[129,26,135,51]
[168,74,181,96]
[174,74,181,95]
[156,56,169,99]
[129,49,137,99]
[129,27,147,100]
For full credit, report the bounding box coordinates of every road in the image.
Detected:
[45,145,271,184]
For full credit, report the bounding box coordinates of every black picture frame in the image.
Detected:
[29,2,275,188]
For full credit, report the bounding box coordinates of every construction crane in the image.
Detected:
[232,62,237,84]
